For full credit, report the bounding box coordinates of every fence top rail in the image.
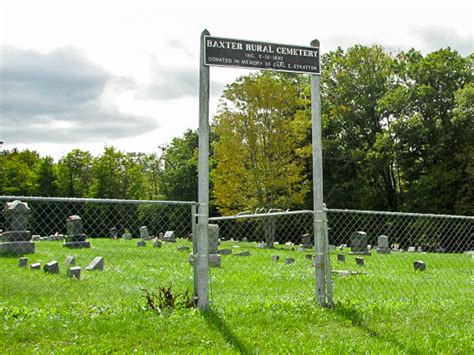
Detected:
[326,208,474,220]
[209,209,314,221]
[0,195,197,206]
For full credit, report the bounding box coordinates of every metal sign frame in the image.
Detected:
[196,30,332,310]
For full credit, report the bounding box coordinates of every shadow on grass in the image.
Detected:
[202,308,250,354]
[332,302,422,354]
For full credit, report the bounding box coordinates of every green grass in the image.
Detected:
[1,239,473,353]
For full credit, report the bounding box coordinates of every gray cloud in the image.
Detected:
[0,46,158,144]
[414,26,473,56]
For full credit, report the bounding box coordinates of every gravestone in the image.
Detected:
[31,235,41,241]
[257,242,266,249]
[68,266,81,279]
[65,256,76,266]
[272,255,280,262]
[413,260,426,271]
[208,224,221,267]
[137,241,146,247]
[122,231,132,239]
[376,235,390,254]
[407,246,416,253]
[349,231,371,255]
[355,257,364,266]
[297,247,306,252]
[0,200,35,255]
[417,246,423,252]
[110,227,118,239]
[305,254,313,260]
[48,233,64,241]
[153,239,162,248]
[86,256,104,271]
[63,215,90,249]
[162,231,176,243]
[285,258,295,265]
[139,226,151,240]
[301,233,312,248]
[218,249,232,255]
[30,262,41,270]
[177,245,190,251]
[242,237,248,242]
[18,257,28,267]
[234,251,250,257]
[337,254,345,262]
[44,260,59,274]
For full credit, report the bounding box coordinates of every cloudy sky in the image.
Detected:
[0,0,472,159]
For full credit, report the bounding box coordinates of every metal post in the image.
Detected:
[197,29,210,310]
[191,203,198,301]
[311,38,327,306]
[323,203,333,305]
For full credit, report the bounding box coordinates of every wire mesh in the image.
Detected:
[0,196,196,314]
[327,209,474,304]
[208,211,319,308]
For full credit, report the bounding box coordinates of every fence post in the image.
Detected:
[323,204,333,305]
[191,204,198,301]
[311,38,327,306]
[197,29,210,310]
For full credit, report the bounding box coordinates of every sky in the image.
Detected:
[0,0,472,160]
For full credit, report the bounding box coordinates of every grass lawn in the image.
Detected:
[1,238,473,353]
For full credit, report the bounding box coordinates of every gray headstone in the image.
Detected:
[1,200,34,254]
[209,253,221,267]
[208,224,220,253]
[257,242,267,249]
[376,235,390,254]
[153,240,162,248]
[30,262,41,270]
[305,254,313,260]
[64,215,89,248]
[284,258,295,265]
[44,260,59,274]
[350,231,370,255]
[31,235,41,241]
[301,233,312,248]
[177,245,190,251]
[86,257,104,271]
[417,246,423,252]
[122,232,132,240]
[297,247,306,252]
[242,237,248,242]
[110,227,118,239]
[218,249,232,255]
[137,241,146,247]
[163,231,176,243]
[407,246,416,253]
[272,255,280,262]
[65,256,76,266]
[337,254,346,262]
[234,251,250,257]
[355,257,364,266]
[413,260,426,271]
[139,226,150,240]
[68,266,81,279]
[18,257,28,267]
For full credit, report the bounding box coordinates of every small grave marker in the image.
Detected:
[137,241,146,247]
[162,231,176,243]
[218,249,232,255]
[68,266,81,279]
[337,254,346,262]
[65,256,76,266]
[44,260,59,274]
[413,260,426,271]
[30,262,41,270]
[18,257,28,267]
[355,257,364,266]
[153,240,162,248]
[272,255,280,262]
[177,245,190,251]
[284,258,295,265]
[234,251,250,257]
[86,257,104,271]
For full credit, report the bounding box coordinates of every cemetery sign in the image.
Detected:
[204,36,320,74]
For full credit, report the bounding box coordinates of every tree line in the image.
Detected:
[1,46,472,216]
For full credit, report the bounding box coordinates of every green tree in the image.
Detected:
[158,129,199,202]
[34,156,58,196]
[212,71,309,215]
[0,149,40,196]
[57,149,93,197]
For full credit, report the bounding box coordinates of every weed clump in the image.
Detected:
[142,286,194,314]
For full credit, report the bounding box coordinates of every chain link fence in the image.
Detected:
[0,196,197,314]
[327,209,474,304]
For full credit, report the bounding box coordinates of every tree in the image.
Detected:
[212,71,309,216]
[158,129,199,202]
[57,149,93,197]
[0,149,40,196]
[34,156,58,196]
[320,45,399,210]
